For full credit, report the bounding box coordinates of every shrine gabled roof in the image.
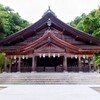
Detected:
[20,32,80,52]
[0,32,81,55]
[0,8,100,46]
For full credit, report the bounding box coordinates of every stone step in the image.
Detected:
[0,72,100,84]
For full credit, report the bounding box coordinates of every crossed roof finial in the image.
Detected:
[48,6,50,10]
[48,6,51,12]
[42,6,56,17]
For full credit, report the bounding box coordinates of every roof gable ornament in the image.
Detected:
[47,18,52,27]
[48,6,51,12]
[44,29,55,36]
[42,6,57,17]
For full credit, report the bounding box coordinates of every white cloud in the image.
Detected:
[0,0,100,23]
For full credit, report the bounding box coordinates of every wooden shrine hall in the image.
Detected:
[0,8,100,72]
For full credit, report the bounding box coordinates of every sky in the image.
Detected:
[0,0,100,23]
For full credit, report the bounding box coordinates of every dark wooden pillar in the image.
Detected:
[83,58,85,67]
[9,57,12,72]
[4,57,7,72]
[32,55,35,71]
[18,56,21,72]
[34,56,37,70]
[93,55,96,71]
[78,56,82,71]
[88,57,91,72]
[63,55,67,71]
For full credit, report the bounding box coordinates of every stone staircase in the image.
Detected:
[0,72,100,84]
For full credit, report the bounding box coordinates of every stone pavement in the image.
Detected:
[0,85,100,100]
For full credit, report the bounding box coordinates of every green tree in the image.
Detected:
[0,53,5,72]
[69,6,100,67]
[0,4,30,38]
[82,17,94,34]
[92,28,100,38]
[69,6,100,36]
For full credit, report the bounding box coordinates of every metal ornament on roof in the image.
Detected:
[47,19,52,26]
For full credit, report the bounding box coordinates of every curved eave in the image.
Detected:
[19,32,80,52]
[0,13,51,45]
[0,12,100,46]
[50,14,100,45]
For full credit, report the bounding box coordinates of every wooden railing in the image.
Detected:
[11,64,90,72]
[67,66,89,72]
[37,66,63,72]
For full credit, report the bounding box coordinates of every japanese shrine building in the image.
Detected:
[0,8,100,72]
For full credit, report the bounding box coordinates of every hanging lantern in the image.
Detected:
[26,55,28,59]
[83,55,85,59]
[71,55,73,59]
[22,55,25,59]
[14,55,16,59]
[43,54,45,58]
[39,54,42,58]
[57,53,60,58]
[53,54,56,58]
[48,53,51,58]
[75,55,77,59]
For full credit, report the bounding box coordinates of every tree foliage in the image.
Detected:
[0,4,30,38]
[69,6,100,65]
[0,53,5,72]
[69,6,100,38]
[0,4,30,71]
[96,54,100,65]
[0,52,11,72]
